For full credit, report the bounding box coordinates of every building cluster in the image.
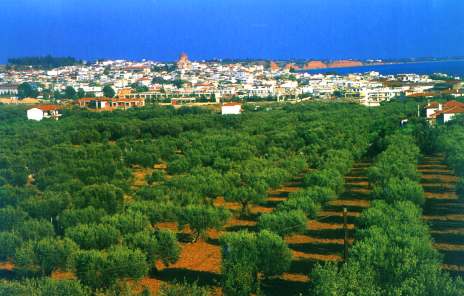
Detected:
[1,54,463,120]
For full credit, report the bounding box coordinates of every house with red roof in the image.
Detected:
[76,97,145,111]
[424,100,464,124]
[27,105,62,121]
[221,103,242,115]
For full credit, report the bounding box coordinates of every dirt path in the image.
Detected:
[419,155,464,278]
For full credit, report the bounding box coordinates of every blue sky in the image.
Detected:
[1,0,463,62]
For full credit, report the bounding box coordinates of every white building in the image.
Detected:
[0,84,18,96]
[221,103,242,115]
[359,87,404,106]
[27,105,62,121]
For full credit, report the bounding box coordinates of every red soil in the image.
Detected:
[131,166,153,188]
[161,240,222,274]
[51,270,76,280]
[0,262,14,271]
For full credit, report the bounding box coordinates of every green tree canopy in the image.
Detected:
[177,205,230,242]
[17,82,38,98]
[64,86,77,100]
[103,85,115,98]
[76,184,124,214]
[257,210,307,237]
[15,238,78,276]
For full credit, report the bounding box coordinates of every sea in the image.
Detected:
[305,60,464,77]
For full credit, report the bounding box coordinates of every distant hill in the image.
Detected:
[304,61,327,70]
[303,60,364,70]
[328,60,364,68]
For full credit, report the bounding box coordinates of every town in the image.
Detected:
[1,54,463,117]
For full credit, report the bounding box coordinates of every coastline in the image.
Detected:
[303,58,464,72]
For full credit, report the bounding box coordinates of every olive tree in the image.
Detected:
[65,223,121,250]
[0,232,22,261]
[256,230,292,278]
[220,230,292,295]
[177,205,230,242]
[303,169,344,194]
[372,177,425,206]
[257,210,307,237]
[76,184,124,214]
[124,229,180,267]
[15,238,78,276]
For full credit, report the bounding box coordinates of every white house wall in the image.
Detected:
[27,108,44,121]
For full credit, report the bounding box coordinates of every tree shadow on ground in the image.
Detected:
[225,224,257,232]
[324,204,367,213]
[425,199,463,208]
[345,182,369,190]
[428,220,464,230]
[442,250,464,265]
[260,199,286,208]
[305,228,354,239]
[432,232,464,245]
[339,191,371,201]
[421,178,456,185]
[345,176,369,182]
[421,171,456,177]
[206,237,220,246]
[261,277,308,296]
[422,185,456,193]
[424,206,464,215]
[267,191,290,199]
[288,258,320,275]
[317,215,358,225]
[288,242,344,256]
[0,269,15,280]
[177,232,193,243]
[152,268,221,287]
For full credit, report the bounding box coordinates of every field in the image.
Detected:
[0,102,463,295]
[129,160,372,295]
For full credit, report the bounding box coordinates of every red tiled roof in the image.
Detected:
[433,106,464,117]
[443,100,464,108]
[427,101,440,108]
[223,103,241,107]
[36,105,61,111]
[442,106,464,114]
[409,93,436,98]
